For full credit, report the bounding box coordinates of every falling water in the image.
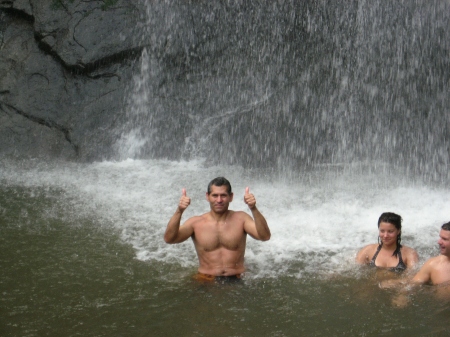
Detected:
[117,0,449,181]
[2,1,450,336]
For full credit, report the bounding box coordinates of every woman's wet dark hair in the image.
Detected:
[377,212,402,257]
[207,177,232,195]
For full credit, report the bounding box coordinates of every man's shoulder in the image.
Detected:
[229,210,252,220]
[423,255,443,268]
[187,211,231,224]
[432,254,450,265]
[185,214,208,225]
[423,255,450,285]
[229,210,245,216]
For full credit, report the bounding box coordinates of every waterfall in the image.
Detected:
[115,0,449,182]
[2,2,450,335]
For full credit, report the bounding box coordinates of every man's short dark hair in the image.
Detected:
[441,222,450,231]
[207,177,232,195]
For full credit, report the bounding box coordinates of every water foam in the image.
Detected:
[1,158,447,278]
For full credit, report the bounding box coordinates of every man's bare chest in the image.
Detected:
[193,222,245,251]
[432,263,450,283]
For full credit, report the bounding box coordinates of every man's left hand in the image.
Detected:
[244,187,256,209]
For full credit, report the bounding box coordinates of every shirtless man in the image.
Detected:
[164,177,271,280]
[381,222,450,288]
[409,222,450,286]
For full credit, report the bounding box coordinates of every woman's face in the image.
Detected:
[378,221,400,246]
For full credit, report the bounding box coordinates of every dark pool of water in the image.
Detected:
[1,185,450,337]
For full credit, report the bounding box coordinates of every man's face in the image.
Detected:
[206,185,233,214]
[438,229,450,256]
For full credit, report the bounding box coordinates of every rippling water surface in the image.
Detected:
[1,158,450,336]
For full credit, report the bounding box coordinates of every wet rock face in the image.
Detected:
[31,1,143,67]
[1,1,449,182]
[0,0,144,160]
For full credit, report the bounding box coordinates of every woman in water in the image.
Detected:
[356,212,419,272]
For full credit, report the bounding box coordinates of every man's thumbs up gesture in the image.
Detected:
[178,188,191,212]
[244,187,256,209]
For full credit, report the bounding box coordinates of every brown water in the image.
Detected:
[1,185,450,337]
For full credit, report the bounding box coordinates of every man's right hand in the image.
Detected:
[165,188,192,244]
[178,188,191,211]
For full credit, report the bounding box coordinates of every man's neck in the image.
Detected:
[209,210,230,222]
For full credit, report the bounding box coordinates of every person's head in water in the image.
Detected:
[378,212,402,256]
[442,222,450,231]
[439,221,450,257]
[207,177,232,195]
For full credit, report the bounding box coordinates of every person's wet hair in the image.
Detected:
[207,177,232,195]
[377,212,402,257]
[378,212,402,230]
[441,222,450,231]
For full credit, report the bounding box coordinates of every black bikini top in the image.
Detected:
[369,244,407,272]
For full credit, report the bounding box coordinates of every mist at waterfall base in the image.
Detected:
[2,1,450,337]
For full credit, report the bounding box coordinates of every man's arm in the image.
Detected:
[380,258,433,289]
[164,188,194,244]
[410,259,433,285]
[243,187,271,241]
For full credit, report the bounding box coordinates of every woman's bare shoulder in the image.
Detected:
[401,245,417,252]
[400,245,419,267]
[356,243,378,263]
[359,243,378,253]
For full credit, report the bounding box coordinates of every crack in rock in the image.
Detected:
[0,101,79,156]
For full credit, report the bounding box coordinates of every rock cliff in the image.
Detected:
[0,0,144,160]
